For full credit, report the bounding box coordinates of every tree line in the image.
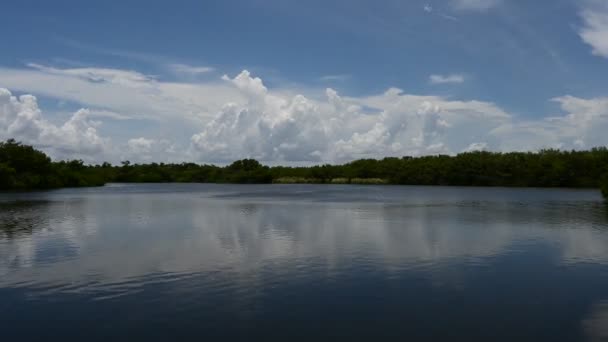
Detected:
[2,139,608,197]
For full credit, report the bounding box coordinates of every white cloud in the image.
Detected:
[169,63,214,74]
[0,64,243,124]
[2,65,608,164]
[191,71,608,163]
[190,71,509,162]
[489,95,608,151]
[579,0,608,58]
[124,137,180,163]
[451,0,501,11]
[87,109,132,121]
[423,4,460,21]
[127,137,155,154]
[26,63,154,87]
[0,86,188,163]
[429,74,466,84]
[463,142,488,152]
[0,88,110,161]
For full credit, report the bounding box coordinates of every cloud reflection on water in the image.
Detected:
[1,186,607,296]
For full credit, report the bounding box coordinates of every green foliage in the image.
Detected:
[0,162,16,189]
[0,140,105,190]
[2,140,608,193]
[0,139,53,189]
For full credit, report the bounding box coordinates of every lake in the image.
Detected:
[1,184,608,341]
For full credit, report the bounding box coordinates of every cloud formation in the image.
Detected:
[0,63,242,124]
[0,87,187,163]
[429,74,466,84]
[2,65,608,164]
[169,63,214,75]
[124,137,179,162]
[189,70,608,163]
[189,71,508,162]
[0,88,109,161]
[579,0,608,58]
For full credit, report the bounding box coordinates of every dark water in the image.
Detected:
[2,184,608,341]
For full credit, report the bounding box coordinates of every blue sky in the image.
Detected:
[1,0,608,163]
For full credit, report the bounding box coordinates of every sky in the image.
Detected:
[1,0,608,164]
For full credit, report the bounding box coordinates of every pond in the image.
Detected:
[1,184,607,341]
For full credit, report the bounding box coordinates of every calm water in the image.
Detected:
[2,184,608,341]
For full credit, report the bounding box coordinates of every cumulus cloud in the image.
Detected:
[192,71,330,162]
[451,0,501,11]
[488,95,608,151]
[124,137,180,163]
[429,74,465,84]
[0,88,109,161]
[127,137,155,154]
[0,88,184,163]
[579,0,608,58]
[189,71,608,163]
[190,71,509,162]
[2,65,608,164]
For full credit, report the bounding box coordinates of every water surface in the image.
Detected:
[2,184,608,341]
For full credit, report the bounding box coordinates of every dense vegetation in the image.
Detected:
[0,140,105,190]
[2,139,608,197]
